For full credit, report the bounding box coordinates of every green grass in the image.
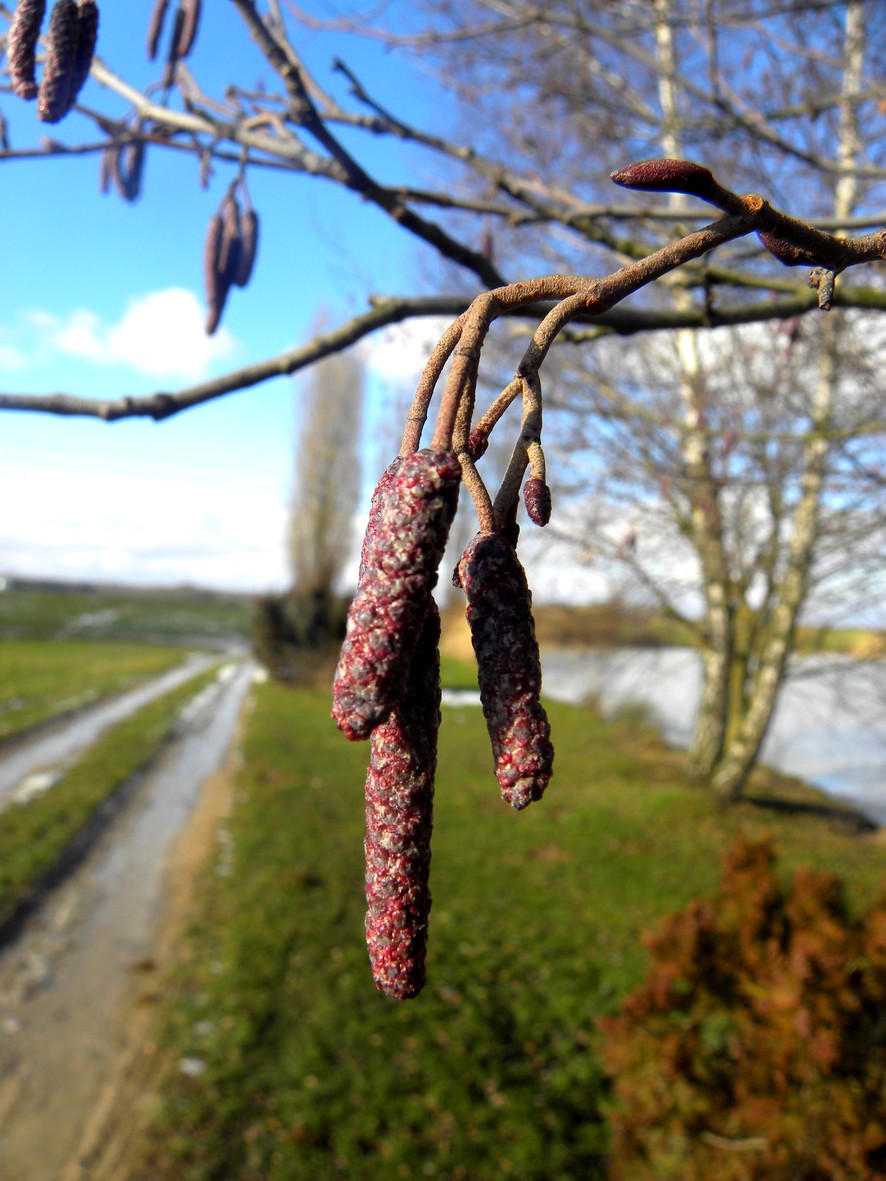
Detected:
[135,676,885,1181]
[0,639,190,744]
[0,584,253,642]
[0,664,222,921]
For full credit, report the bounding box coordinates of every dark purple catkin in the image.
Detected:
[523,477,552,527]
[332,448,460,741]
[6,0,46,100]
[217,195,242,286]
[203,211,227,335]
[146,0,169,60]
[364,602,440,1000]
[457,532,553,810]
[37,0,78,123]
[233,206,259,288]
[68,0,98,103]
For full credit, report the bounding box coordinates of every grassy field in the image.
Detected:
[0,640,190,744]
[132,672,885,1181]
[0,582,253,643]
[0,664,222,925]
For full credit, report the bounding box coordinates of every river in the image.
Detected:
[540,647,886,825]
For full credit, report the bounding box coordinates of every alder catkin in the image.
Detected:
[233,207,259,288]
[68,0,98,103]
[175,0,201,58]
[457,532,553,810]
[203,211,227,335]
[217,195,242,286]
[145,0,169,60]
[6,0,46,100]
[331,449,460,741]
[358,456,404,582]
[37,0,79,123]
[364,602,441,1000]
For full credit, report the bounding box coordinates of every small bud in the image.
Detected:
[610,158,715,199]
[467,427,489,461]
[6,0,46,100]
[523,477,552,527]
[758,232,820,268]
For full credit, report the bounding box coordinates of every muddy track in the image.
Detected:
[0,661,254,1181]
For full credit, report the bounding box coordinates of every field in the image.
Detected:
[130,673,885,1181]
[0,640,190,744]
[0,581,253,644]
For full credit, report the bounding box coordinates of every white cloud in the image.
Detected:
[20,289,236,381]
[0,453,288,592]
[359,317,452,382]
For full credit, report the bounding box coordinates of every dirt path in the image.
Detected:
[0,662,253,1181]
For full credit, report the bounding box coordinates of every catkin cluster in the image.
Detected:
[333,441,556,998]
[204,185,260,335]
[146,0,200,85]
[5,0,98,122]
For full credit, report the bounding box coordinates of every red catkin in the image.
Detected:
[523,477,552,526]
[364,602,440,1000]
[6,0,46,100]
[357,456,404,583]
[457,532,553,810]
[332,448,460,741]
[610,157,715,198]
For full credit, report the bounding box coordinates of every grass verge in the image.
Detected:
[0,639,191,745]
[133,672,884,1181]
[0,664,222,925]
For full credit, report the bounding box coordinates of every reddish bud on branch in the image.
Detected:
[457,533,553,810]
[364,603,440,1000]
[610,158,716,199]
[523,477,552,527]
[757,232,821,268]
[6,0,46,100]
[332,449,461,741]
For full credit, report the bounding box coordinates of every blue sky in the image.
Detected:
[0,2,462,592]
